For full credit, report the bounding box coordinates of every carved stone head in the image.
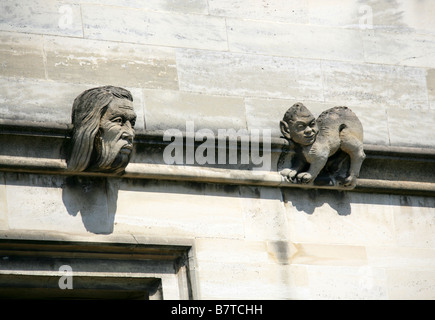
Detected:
[280,102,319,146]
[67,86,136,173]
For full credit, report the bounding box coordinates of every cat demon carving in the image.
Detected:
[278,103,365,188]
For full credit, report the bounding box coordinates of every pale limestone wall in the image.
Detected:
[1,0,435,300]
[1,0,435,146]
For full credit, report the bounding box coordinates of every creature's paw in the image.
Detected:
[280,169,298,183]
[342,175,357,188]
[297,172,313,184]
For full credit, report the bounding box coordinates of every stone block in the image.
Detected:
[239,186,288,241]
[363,30,435,69]
[4,174,89,233]
[44,36,178,90]
[0,77,145,131]
[322,60,429,109]
[196,260,309,299]
[0,173,8,230]
[176,49,323,100]
[307,0,361,28]
[0,32,45,79]
[427,69,435,101]
[306,265,388,299]
[143,89,246,132]
[290,243,368,266]
[367,0,435,35]
[308,0,435,35]
[0,77,84,124]
[390,195,435,247]
[387,268,435,299]
[367,246,435,269]
[208,0,308,23]
[387,108,435,148]
[283,189,396,246]
[0,0,83,37]
[194,238,270,265]
[114,180,245,239]
[78,0,208,14]
[81,4,227,50]
[227,18,364,62]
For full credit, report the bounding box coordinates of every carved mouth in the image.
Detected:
[305,135,315,141]
[120,143,133,154]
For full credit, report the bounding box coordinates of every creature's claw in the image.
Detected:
[297,172,313,184]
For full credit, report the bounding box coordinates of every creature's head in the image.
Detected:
[280,102,319,146]
[68,86,136,173]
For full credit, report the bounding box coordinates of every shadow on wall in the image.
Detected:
[61,176,119,234]
[282,188,353,216]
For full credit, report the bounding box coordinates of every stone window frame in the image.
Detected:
[0,239,194,300]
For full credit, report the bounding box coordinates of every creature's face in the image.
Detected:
[94,97,136,172]
[288,114,319,146]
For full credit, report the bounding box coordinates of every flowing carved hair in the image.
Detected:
[67,86,133,172]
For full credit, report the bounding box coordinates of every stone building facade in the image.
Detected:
[0,0,434,299]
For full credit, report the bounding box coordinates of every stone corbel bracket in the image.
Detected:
[0,120,434,197]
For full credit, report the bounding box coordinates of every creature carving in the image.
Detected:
[67,86,136,174]
[278,103,365,188]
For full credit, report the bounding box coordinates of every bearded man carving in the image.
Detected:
[67,86,137,174]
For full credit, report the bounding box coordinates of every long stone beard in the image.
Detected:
[93,132,131,173]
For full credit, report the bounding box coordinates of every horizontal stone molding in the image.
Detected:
[0,156,433,197]
[1,120,434,196]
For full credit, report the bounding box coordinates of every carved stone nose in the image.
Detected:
[121,132,133,144]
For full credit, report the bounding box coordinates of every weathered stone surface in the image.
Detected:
[290,243,368,266]
[0,78,145,131]
[283,189,396,246]
[0,174,7,230]
[78,0,209,14]
[322,60,429,109]
[0,77,83,123]
[1,0,435,301]
[44,36,178,90]
[0,0,83,36]
[307,0,435,35]
[208,0,308,23]
[427,69,435,102]
[239,186,288,241]
[387,108,435,148]
[387,269,435,299]
[114,180,245,239]
[177,49,323,100]
[363,30,435,69]
[391,195,435,247]
[227,18,364,62]
[81,4,227,50]
[143,89,246,132]
[0,32,45,79]
[305,265,388,299]
[4,174,89,233]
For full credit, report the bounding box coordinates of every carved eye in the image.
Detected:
[112,117,123,125]
[131,119,136,128]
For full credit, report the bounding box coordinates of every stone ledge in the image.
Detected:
[1,120,434,196]
[0,155,433,197]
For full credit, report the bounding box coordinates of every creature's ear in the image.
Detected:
[280,120,291,139]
